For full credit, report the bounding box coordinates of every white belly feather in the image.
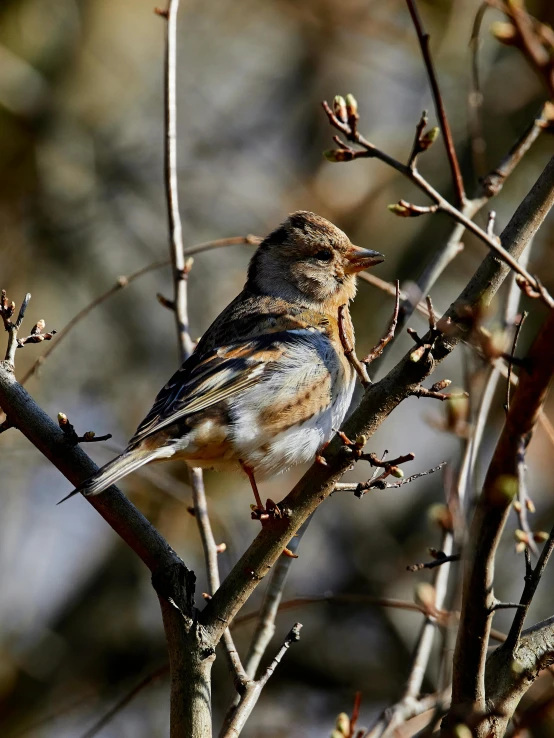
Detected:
[228,331,355,478]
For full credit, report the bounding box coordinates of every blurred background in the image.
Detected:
[1,0,554,735]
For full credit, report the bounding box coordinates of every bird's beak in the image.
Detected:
[344,244,385,274]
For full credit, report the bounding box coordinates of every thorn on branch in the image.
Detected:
[157,293,176,311]
[57,413,112,446]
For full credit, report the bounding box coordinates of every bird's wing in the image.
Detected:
[128,343,267,446]
[129,296,336,448]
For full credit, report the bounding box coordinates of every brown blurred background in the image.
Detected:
[1,0,554,736]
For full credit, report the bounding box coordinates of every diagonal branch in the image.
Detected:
[406,0,466,206]
[200,156,554,646]
[447,305,554,731]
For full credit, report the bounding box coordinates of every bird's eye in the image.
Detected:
[314,250,333,261]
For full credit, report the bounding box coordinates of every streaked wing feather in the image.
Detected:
[128,346,271,446]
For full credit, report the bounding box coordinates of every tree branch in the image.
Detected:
[406,0,466,206]
[200,156,554,646]
[447,305,554,733]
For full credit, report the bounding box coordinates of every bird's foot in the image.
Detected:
[250,500,296,557]
[250,497,290,522]
[315,440,330,466]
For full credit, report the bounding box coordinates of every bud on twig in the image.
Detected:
[345,93,358,123]
[419,126,440,151]
[333,95,347,124]
[389,466,404,479]
[323,149,355,163]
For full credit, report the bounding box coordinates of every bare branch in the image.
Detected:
[221,624,302,738]
[200,156,554,647]
[405,0,466,205]
[190,467,248,688]
[16,236,258,389]
[323,100,549,300]
[78,666,168,738]
[163,0,193,362]
[505,311,528,413]
[362,280,400,367]
[407,552,461,572]
[448,306,554,728]
[338,304,370,386]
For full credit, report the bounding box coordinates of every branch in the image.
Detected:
[163,0,193,363]
[362,280,400,367]
[16,236,258,388]
[447,305,554,731]
[220,519,310,735]
[324,97,546,295]
[190,467,248,689]
[340,103,553,375]
[367,526,456,738]
[199,156,554,646]
[485,615,554,736]
[78,666,168,738]
[405,0,466,206]
[220,624,302,738]
[159,2,217,735]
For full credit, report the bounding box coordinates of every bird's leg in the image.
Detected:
[240,461,298,558]
[240,462,269,520]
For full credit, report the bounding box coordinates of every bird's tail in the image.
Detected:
[58,446,167,504]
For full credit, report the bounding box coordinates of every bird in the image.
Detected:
[59,211,384,512]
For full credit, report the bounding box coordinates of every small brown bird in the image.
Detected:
[60,212,384,509]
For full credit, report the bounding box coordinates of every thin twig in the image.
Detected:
[221,625,302,738]
[323,102,546,297]
[362,280,400,366]
[481,101,554,198]
[505,311,528,413]
[405,0,466,206]
[190,467,248,687]
[469,3,489,177]
[78,666,168,738]
[504,518,554,654]
[407,553,461,572]
[221,519,310,734]
[233,594,444,628]
[335,461,446,495]
[514,434,538,560]
[338,304,370,386]
[164,0,193,363]
[16,236,258,388]
[1,291,32,366]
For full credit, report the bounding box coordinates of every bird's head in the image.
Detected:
[246,211,384,310]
